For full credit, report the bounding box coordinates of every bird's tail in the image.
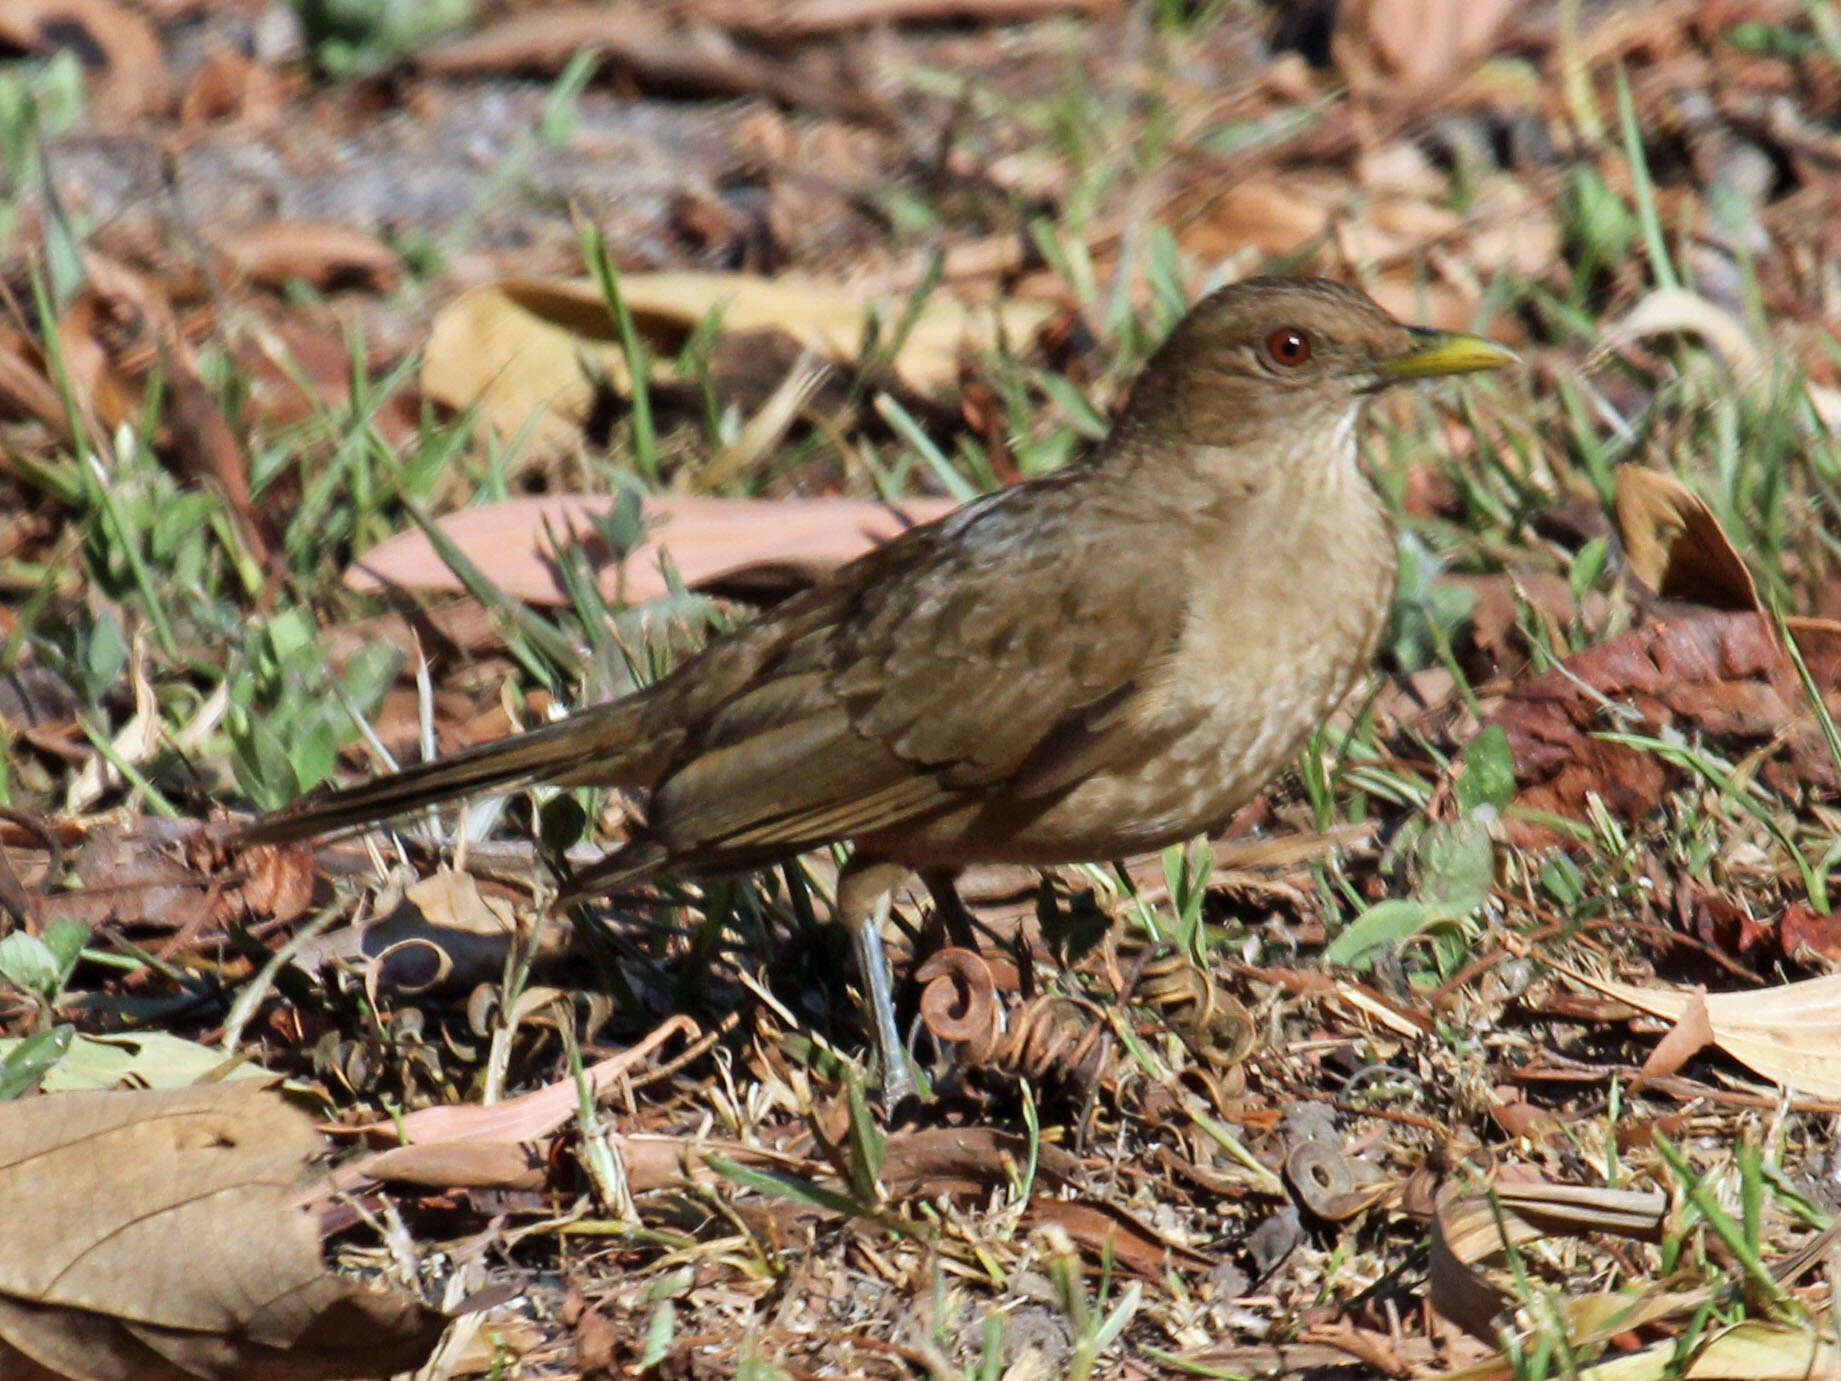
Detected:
[239,699,657,845]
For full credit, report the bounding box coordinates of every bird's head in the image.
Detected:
[1113,276,1515,470]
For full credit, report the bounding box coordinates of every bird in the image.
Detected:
[241,276,1514,1104]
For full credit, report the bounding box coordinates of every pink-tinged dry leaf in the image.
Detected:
[218,222,402,295]
[344,493,956,607]
[1337,0,1518,94]
[1577,971,1841,1099]
[419,273,1051,453]
[1613,466,1758,611]
[0,1081,445,1380]
[345,1014,699,1148]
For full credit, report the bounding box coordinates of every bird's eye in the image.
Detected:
[1265,327,1312,368]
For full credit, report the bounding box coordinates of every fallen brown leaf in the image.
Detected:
[692,0,1121,36]
[178,47,288,126]
[1491,611,1841,840]
[1431,1175,1665,1340]
[0,1081,445,1379]
[1614,466,1758,610]
[1779,901,1841,962]
[416,4,887,125]
[218,222,402,295]
[0,0,166,122]
[1637,986,1715,1084]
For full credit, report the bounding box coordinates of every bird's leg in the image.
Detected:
[835,854,917,1107]
[921,868,978,949]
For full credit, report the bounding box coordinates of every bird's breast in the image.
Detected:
[873,486,1398,868]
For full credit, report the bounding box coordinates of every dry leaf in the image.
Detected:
[1582,971,1841,1098]
[1614,466,1758,610]
[1336,0,1518,94]
[1604,287,1841,429]
[0,1081,445,1379]
[1177,175,1336,261]
[1431,1176,1666,1340]
[178,46,287,126]
[0,0,166,122]
[219,222,402,294]
[419,274,1051,453]
[416,3,888,124]
[344,1014,698,1148]
[0,329,73,437]
[344,493,955,607]
[1638,986,1716,1083]
[695,0,1122,36]
[1606,287,1765,380]
[1580,1321,1841,1381]
[1491,611,1841,841]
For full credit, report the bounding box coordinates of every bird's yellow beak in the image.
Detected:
[1372,327,1518,383]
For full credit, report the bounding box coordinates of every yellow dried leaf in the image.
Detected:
[420,272,1052,454]
[1591,971,1841,1098]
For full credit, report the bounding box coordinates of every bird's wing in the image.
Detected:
[643,480,1189,860]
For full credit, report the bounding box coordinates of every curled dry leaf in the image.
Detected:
[0,1081,445,1379]
[1431,1175,1666,1340]
[1606,287,1841,430]
[291,867,550,998]
[344,492,955,608]
[218,222,402,294]
[1576,970,1841,1099]
[1613,466,1758,611]
[1606,286,1765,381]
[419,273,1052,454]
[0,0,166,122]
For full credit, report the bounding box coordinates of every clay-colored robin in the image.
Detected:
[243,276,1513,1101]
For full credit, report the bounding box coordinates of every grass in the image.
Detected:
[4,2,1841,1375]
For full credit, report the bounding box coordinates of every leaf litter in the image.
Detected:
[6,0,1841,1376]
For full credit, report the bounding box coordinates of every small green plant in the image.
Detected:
[1043,1226,1141,1381]
[1325,726,1515,974]
[226,607,397,810]
[293,0,476,78]
[0,918,90,1022]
